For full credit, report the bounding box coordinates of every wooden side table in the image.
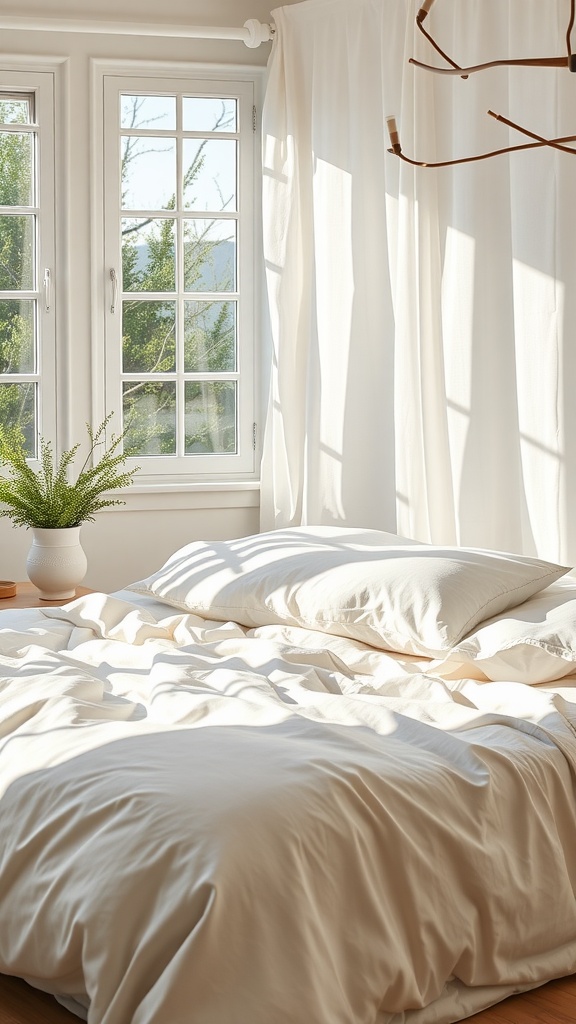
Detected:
[0,582,95,609]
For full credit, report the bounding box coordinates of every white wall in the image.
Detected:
[0,0,291,591]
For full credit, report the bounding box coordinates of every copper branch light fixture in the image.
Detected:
[387,0,576,167]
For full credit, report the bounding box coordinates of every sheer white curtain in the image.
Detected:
[261,0,576,565]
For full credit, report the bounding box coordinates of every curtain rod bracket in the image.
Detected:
[243,19,275,47]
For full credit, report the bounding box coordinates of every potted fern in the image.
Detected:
[0,413,138,600]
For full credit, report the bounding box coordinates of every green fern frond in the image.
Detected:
[0,414,139,529]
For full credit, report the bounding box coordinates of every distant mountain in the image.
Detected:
[131,238,236,292]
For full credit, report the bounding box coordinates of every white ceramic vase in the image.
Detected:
[26,526,88,600]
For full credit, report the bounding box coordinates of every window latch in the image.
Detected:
[110,268,118,314]
[43,268,52,313]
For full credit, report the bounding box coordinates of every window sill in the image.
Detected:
[104,481,260,512]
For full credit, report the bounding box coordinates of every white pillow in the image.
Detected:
[435,578,576,683]
[126,526,570,658]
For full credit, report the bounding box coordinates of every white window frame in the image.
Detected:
[94,62,263,489]
[0,68,57,453]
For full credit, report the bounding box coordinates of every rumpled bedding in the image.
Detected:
[1,592,576,1024]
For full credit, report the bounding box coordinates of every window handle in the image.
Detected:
[110,268,118,314]
[43,268,52,312]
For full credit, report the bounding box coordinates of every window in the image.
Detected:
[0,72,56,453]
[101,72,260,485]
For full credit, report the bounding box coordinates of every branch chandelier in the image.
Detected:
[387,0,576,167]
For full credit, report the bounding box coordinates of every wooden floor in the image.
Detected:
[0,971,575,1023]
[0,976,78,1023]
[467,974,576,1023]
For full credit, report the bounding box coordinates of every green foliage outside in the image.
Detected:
[0,99,35,448]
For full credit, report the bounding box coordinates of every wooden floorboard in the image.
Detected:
[0,971,575,1023]
[0,975,78,1023]
[457,975,576,1024]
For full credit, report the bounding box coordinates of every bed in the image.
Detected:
[2,524,576,1024]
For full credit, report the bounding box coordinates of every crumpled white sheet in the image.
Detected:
[1,592,576,1024]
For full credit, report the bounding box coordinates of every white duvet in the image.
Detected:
[1,592,576,1024]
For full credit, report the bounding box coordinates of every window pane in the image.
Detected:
[121,136,176,210]
[122,218,175,292]
[184,300,236,372]
[184,219,236,292]
[0,299,35,372]
[121,94,176,131]
[0,97,32,125]
[183,98,237,132]
[122,300,176,372]
[183,139,236,213]
[0,215,34,290]
[0,132,33,206]
[123,380,176,455]
[0,382,36,453]
[185,380,237,454]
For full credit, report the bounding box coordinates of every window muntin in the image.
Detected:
[104,74,257,481]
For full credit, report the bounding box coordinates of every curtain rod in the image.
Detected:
[0,15,274,47]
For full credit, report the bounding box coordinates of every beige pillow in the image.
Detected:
[124,524,565,659]
[436,579,576,683]
[127,526,570,658]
